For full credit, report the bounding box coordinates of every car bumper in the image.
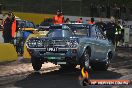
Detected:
[28,48,78,58]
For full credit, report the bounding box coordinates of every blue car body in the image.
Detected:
[26,24,115,70]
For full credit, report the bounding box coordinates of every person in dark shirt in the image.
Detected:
[106,17,117,45]
[3,12,13,43]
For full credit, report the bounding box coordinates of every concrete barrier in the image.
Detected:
[0,43,18,62]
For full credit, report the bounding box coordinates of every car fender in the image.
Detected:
[103,45,115,62]
[77,43,93,59]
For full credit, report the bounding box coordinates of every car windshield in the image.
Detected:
[47,29,73,37]
[67,24,89,36]
[73,29,88,36]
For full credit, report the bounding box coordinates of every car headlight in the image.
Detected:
[66,40,78,48]
[27,39,44,48]
[37,40,43,48]
[27,40,37,48]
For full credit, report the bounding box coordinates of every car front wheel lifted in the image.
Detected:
[31,56,42,71]
[80,49,90,70]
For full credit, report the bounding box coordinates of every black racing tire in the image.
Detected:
[31,56,42,71]
[80,49,90,70]
[91,53,112,71]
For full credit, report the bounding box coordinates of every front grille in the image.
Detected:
[43,40,67,47]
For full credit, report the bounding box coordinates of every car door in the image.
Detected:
[95,26,109,59]
[90,26,99,59]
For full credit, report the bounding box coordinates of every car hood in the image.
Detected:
[42,37,78,41]
[29,36,79,42]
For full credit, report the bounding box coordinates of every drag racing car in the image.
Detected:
[26,24,115,71]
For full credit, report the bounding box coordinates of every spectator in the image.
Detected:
[106,16,116,45]
[65,18,71,23]
[115,21,123,46]
[77,18,83,23]
[88,17,95,25]
[3,12,16,43]
[53,10,64,24]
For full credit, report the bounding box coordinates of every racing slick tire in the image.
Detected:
[91,53,112,71]
[80,49,90,70]
[31,56,42,71]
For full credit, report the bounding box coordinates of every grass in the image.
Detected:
[13,12,54,25]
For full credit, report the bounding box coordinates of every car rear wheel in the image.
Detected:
[31,56,42,71]
[80,49,90,70]
[91,53,112,71]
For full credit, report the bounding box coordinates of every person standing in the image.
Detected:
[53,10,64,24]
[115,21,123,46]
[106,16,116,45]
[3,12,16,43]
[65,18,71,23]
[77,18,83,23]
[88,17,95,25]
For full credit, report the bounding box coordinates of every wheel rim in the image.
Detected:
[84,51,90,68]
[106,54,111,66]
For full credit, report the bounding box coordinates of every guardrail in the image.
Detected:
[0,29,18,62]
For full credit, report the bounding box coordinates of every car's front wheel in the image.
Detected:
[80,49,90,70]
[31,56,42,71]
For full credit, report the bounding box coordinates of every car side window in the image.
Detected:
[29,22,35,28]
[95,26,106,40]
[25,22,29,28]
[91,26,98,38]
[25,22,35,28]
